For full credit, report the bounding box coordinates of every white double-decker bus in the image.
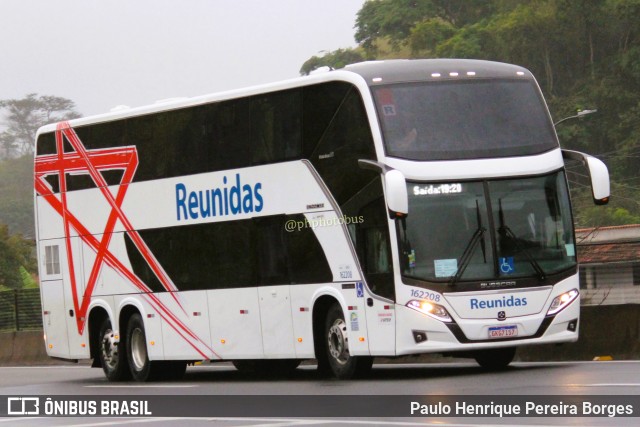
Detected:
[34,59,609,381]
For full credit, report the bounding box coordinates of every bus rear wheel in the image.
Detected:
[473,346,516,370]
[126,313,186,381]
[324,303,372,379]
[98,317,130,381]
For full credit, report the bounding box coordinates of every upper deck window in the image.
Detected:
[372,79,557,161]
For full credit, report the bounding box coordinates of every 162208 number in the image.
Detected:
[410,289,441,302]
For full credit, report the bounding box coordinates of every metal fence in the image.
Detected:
[0,288,43,332]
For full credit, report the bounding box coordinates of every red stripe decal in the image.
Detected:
[35,121,218,359]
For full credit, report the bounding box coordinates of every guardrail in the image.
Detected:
[0,288,42,332]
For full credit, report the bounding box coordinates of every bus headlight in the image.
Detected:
[547,289,579,316]
[406,300,452,322]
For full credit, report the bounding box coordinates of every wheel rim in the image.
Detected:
[130,327,147,371]
[101,328,118,371]
[327,318,349,365]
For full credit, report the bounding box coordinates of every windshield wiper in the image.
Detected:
[449,227,486,286]
[498,199,546,281]
[449,200,487,286]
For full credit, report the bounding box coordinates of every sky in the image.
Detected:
[0,0,365,117]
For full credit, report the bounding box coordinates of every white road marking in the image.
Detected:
[85,385,197,388]
[567,383,640,387]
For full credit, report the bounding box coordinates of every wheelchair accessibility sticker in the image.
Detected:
[500,257,515,275]
[356,282,364,298]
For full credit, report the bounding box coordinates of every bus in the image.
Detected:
[34,59,610,381]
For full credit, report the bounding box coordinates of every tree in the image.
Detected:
[409,18,456,57]
[354,0,495,55]
[0,224,36,290]
[0,93,80,158]
[299,48,365,76]
[355,0,438,54]
[302,0,640,226]
[0,156,35,237]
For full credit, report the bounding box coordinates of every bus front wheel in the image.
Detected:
[324,303,372,379]
[473,346,516,370]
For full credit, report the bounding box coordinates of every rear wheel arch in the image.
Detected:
[125,311,187,381]
[88,306,109,366]
[118,304,141,337]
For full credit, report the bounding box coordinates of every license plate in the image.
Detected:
[488,325,518,339]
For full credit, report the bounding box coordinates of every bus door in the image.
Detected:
[353,194,397,355]
[256,217,295,358]
[39,239,70,358]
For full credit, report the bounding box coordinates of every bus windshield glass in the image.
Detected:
[397,172,575,286]
[373,79,557,160]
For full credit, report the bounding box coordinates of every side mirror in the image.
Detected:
[358,159,409,218]
[562,150,610,205]
[384,169,409,218]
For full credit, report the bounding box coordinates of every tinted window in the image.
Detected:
[37,83,372,199]
[39,89,303,191]
[125,214,332,291]
[302,82,352,157]
[373,79,557,161]
[123,233,166,293]
[254,214,333,286]
[342,178,395,301]
[359,197,394,300]
[251,91,302,165]
[43,175,60,193]
[36,133,56,156]
[397,172,575,290]
[65,174,96,192]
[399,181,493,283]
[205,98,251,172]
[128,219,256,291]
[286,215,333,284]
[256,216,289,286]
[489,172,575,278]
[305,84,377,206]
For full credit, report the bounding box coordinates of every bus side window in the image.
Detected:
[285,215,333,285]
[254,215,333,286]
[255,217,289,286]
[214,99,251,171]
[125,220,257,291]
[304,83,376,206]
[358,197,394,301]
[250,90,302,165]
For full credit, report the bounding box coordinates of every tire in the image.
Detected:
[324,303,373,379]
[98,317,130,381]
[126,313,170,382]
[474,346,516,370]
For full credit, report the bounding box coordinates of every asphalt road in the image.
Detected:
[0,361,638,426]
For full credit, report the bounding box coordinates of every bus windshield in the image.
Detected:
[372,79,557,160]
[397,172,576,287]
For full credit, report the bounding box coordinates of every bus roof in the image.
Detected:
[35,59,533,137]
[344,59,533,86]
[35,67,366,137]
